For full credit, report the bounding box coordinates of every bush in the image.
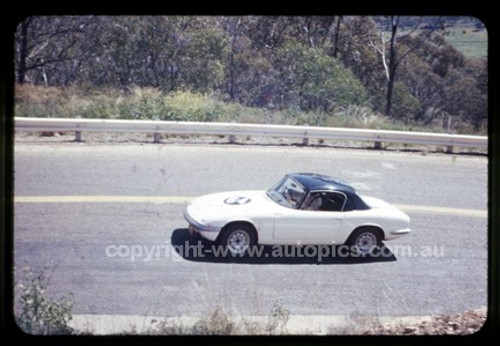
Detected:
[390,83,421,122]
[15,266,74,335]
[15,84,79,118]
[160,90,221,122]
[16,84,463,133]
[275,42,370,112]
[329,105,387,129]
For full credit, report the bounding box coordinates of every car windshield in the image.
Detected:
[266,176,307,209]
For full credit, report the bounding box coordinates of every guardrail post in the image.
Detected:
[153,132,161,144]
[229,121,236,144]
[444,115,453,154]
[302,124,309,146]
[373,127,382,149]
[75,116,82,142]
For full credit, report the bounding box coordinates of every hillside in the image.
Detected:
[14,16,487,133]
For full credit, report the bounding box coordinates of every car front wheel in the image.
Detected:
[219,224,256,256]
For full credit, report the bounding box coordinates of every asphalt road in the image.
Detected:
[13,143,488,319]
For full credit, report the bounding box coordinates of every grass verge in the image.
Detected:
[15,84,477,134]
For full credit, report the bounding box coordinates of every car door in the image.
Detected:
[273,191,346,244]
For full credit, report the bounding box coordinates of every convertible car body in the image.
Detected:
[184,173,410,255]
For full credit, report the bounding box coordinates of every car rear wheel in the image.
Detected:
[219,224,256,256]
[346,228,382,256]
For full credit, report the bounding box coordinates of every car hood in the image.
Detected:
[186,190,278,223]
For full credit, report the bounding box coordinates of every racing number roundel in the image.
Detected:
[224,196,251,205]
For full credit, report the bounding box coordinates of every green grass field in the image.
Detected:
[394,17,487,58]
[444,24,487,58]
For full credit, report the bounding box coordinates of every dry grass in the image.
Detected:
[363,307,487,335]
[15,84,463,133]
[151,303,290,335]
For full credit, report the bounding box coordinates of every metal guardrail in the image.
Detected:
[15,117,487,152]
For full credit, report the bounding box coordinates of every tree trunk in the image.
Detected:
[385,16,399,118]
[385,71,395,118]
[16,20,30,84]
[228,17,241,101]
[332,16,342,59]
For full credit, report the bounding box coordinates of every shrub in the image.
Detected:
[390,83,421,122]
[329,105,387,129]
[16,83,461,133]
[160,90,220,122]
[15,84,67,118]
[275,42,370,112]
[15,266,74,335]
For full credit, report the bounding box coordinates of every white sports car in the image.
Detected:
[184,173,410,256]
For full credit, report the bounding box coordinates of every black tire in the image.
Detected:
[218,224,257,256]
[346,228,382,256]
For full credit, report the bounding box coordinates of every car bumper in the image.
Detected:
[183,209,221,242]
[386,227,411,240]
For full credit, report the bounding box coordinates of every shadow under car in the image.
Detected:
[170,229,396,265]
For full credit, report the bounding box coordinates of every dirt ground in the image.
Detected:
[366,307,487,335]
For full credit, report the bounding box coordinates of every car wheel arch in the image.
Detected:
[219,221,259,244]
[348,225,385,243]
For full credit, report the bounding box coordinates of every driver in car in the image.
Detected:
[304,193,323,211]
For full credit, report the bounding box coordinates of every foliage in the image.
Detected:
[16,83,482,134]
[329,105,387,129]
[15,266,74,335]
[390,82,421,122]
[397,33,487,131]
[274,41,368,112]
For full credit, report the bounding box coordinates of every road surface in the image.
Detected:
[13,143,487,321]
